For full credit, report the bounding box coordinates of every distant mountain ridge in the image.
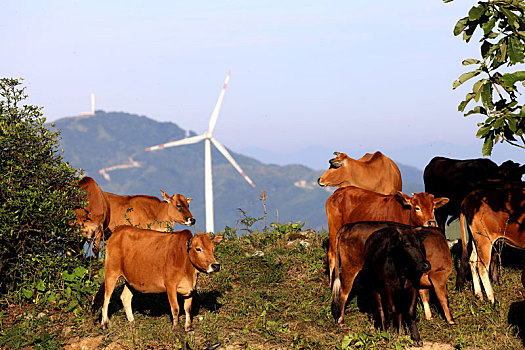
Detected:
[50,111,425,231]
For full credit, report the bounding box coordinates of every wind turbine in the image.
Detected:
[145,71,255,233]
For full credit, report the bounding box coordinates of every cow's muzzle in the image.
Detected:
[209,263,221,273]
[417,261,431,273]
[186,218,196,226]
[425,220,438,227]
[317,178,325,187]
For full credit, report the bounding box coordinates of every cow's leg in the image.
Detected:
[374,291,386,331]
[326,213,341,284]
[430,273,455,325]
[384,287,396,331]
[476,243,495,303]
[418,289,433,320]
[120,285,134,323]
[166,287,180,329]
[101,273,119,329]
[408,288,422,347]
[469,243,483,300]
[336,267,361,324]
[183,295,193,331]
[92,226,103,258]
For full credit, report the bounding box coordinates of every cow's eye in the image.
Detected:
[176,204,182,211]
[415,206,421,211]
[195,247,202,252]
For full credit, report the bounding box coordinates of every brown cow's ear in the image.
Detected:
[212,236,224,244]
[396,192,412,207]
[434,197,449,209]
[333,152,340,156]
[160,190,171,202]
[186,198,192,204]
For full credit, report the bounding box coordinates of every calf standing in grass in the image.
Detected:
[363,227,430,347]
[93,226,222,331]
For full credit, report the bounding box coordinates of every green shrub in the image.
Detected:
[0,78,85,296]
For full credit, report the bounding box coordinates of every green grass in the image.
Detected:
[2,227,525,349]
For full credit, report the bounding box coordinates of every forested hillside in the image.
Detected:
[50,111,424,231]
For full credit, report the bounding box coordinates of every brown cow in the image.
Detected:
[326,186,449,281]
[457,185,525,303]
[105,190,195,231]
[318,151,402,195]
[75,177,111,256]
[331,222,455,325]
[94,227,222,331]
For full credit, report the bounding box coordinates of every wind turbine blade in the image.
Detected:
[208,71,230,135]
[211,137,256,188]
[145,134,206,151]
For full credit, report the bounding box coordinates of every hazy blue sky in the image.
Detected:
[2,1,523,169]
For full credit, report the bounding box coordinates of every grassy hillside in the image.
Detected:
[2,227,525,349]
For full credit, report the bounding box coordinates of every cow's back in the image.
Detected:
[424,157,499,223]
[106,192,163,230]
[362,151,402,194]
[327,186,410,229]
[354,151,402,194]
[106,227,192,293]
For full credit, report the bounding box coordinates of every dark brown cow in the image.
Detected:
[362,227,430,346]
[105,190,195,231]
[424,156,524,229]
[457,185,525,303]
[75,177,111,256]
[325,186,449,282]
[318,151,402,195]
[94,227,222,331]
[331,222,455,326]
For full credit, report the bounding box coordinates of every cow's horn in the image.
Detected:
[333,152,340,156]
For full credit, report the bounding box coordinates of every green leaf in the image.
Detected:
[462,59,481,65]
[476,125,491,137]
[508,117,518,132]
[521,105,525,117]
[473,79,486,102]
[482,135,494,156]
[22,288,33,299]
[501,7,520,29]
[508,36,525,64]
[481,82,492,107]
[454,17,468,36]
[482,16,497,36]
[469,5,485,21]
[36,279,46,292]
[458,93,475,112]
[501,71,525,88]
[465,106,487,116]
[453,70,482,89]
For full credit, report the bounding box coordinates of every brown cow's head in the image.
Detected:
[318,152,352,187]
[160,190,196,226]
[396,192,449,227]
[187,233,223,273]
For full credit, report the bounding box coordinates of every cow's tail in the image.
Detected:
[456,208,469,290]
[331,244,342,323]
[91,280,105,313]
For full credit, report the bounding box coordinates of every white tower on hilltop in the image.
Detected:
[80,93,95,116]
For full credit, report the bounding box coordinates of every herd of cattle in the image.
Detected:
[75,151,524,346]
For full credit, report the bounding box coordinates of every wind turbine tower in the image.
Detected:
[145,71,255,233]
